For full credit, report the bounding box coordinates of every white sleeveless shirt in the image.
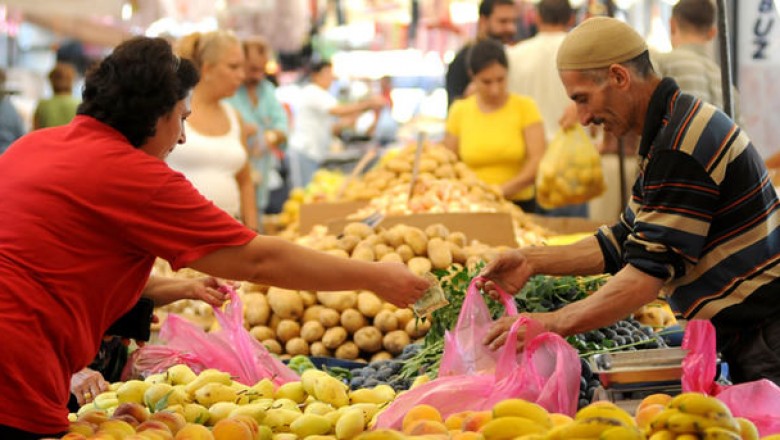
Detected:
[167,102,247,218]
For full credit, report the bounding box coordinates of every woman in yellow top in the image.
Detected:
[444,38,546,212]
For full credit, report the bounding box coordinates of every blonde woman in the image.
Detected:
[168,30,258,230]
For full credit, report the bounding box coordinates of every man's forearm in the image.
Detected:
[524,235,605,277]
[547,264,663,336]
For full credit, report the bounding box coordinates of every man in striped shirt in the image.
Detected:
[479,17,780,385]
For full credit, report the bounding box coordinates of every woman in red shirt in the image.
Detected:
[0,37,428,439]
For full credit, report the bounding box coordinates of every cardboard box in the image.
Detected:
[299,201,369,233]
[528,214,606,235]
[329,212,518,247]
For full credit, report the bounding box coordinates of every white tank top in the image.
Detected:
[167,102,247,218]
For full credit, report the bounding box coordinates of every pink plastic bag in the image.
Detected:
[682,320,780,435]
[121,345,207,381]
[134,287,298,386]
[374,278,581,429]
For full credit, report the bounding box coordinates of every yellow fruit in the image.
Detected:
[144,383,175,410]
[575,402,636,427]
[599,425,644,440]
[250,379,277,400]
[553,416,624,438]
[353,428,406,440]
[118,380,151,405]
[702,426,742,440]
[736,417,759,440]
[274,381,306,404]
[491,399,552,429]
[194,383,237,407]
[305,402,336,416]
[207,402,239,426]
[183,370,232,395]
[262,408,301,432]
[182,403,210,424]
[312,376,350,408]
[145,373,168,385]
[410,374,430,389]
[290,413,333,438]
[335,408,364,440]
[167,365,198,386]
[548,413,573,427]
[669,393,732,419]
[479,416,547,440]
[666,411,739,434]
[647,430,675,440]
[230,402,268,424]
[301,369,329,395]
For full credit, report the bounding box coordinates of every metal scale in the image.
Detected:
[588,347,686,414]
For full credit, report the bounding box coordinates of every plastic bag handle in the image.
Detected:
[472,276,518,316]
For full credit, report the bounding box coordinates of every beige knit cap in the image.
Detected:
[557,17,648,70]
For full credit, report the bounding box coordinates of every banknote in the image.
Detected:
[413,272,448,317]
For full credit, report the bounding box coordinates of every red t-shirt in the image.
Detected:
[0,116,256,434]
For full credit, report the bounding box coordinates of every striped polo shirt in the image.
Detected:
[596,78,780,337]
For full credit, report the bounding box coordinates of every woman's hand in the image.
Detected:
[372,262,430,308]
[71,368,109,406]
[476,250,534,301]
[182,277,238,308]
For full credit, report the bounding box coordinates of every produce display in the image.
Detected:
[60,366,770,440]
[277,143,548,247]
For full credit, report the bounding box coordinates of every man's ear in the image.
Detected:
[608,64,631,90]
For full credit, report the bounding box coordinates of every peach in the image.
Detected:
[230,414,261,438]
[98,419,137,437]
[112,414,141,427]
[407,419,450,436]
[461,411,493,432]
[444,411,473,430]
[636,393,672,415]
[150,411,187,434]
[60,434,88,440]
[635,403,666,430]
[451,431,486,440]
[137,420,173,434]
[77,409,110,426]
[173,423,215,440]
[212,418,254,440]
[68,421,97,437]
[402,404,443,433]
[114,402,151,424]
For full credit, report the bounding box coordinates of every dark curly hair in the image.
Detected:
[77,37,199,148]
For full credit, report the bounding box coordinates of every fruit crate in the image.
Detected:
[589,347,687,387]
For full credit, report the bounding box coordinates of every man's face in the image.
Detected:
[483,4,517,44]
[560,68,633,137]
[244,46,268,86]
[141,96,191,159]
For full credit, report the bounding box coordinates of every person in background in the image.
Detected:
[0,36,428,438]
[228,36,289,226]
[444,38,545,213]
[479,17,780,386]
[507,0,587,218]
[445,0,517,108]
[653,0,738,119]
[167,30,258,231]
[368,76,398,146]
[288,61,384,189]
[0,68,25,154]
[33,62,80,129]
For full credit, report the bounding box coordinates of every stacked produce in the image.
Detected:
[61,364,398,440]
[277,143,548,246]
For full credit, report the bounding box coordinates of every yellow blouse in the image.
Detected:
[446,94,542,201]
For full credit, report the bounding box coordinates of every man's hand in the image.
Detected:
[372,262,430,308]
[476,250,534,301]
[71,368,109,406]
[558,103,579,131]
[483,312,557,352]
